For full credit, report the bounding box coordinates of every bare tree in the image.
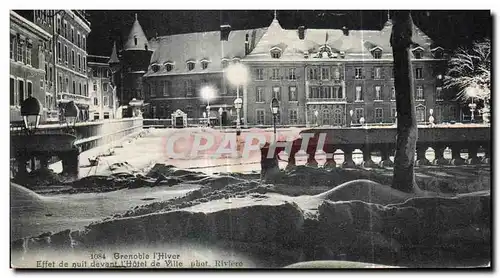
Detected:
[390,11,420,193]
[444,39,491,104]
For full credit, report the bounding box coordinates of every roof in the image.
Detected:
[144,27,267,77]
[124,14,150,51]
[243,19,439,62]
[108,41,120,64]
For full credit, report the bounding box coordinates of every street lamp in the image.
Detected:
[64,101,79,132]
[349,109,354,126]
[314,110,319,127]
[469,98,477,123]
[202,111,207,126]
[234,98,243,134]
[271,98,279,142]
[429,108,435,126]
[359,116,366,126]
[201,85,216,127]
[20,95,42,135]
[225,63,249,130]
[218,107,224,129]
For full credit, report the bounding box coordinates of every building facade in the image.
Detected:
[14,10,92,123]
[131,14,462,126]
[88,55,116,120]
[10,11,52,123]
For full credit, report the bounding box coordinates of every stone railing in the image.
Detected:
[10,118,144,152]
[281,124,491,170]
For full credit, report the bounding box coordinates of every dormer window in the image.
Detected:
[221,59,229,69]
[373,50,382,59]
[412,47,424,59]
[232,57,241,64]
[201,60,209,70]
[432,47,444,59]
[187,61,195,71]
[164,62,174,72]
[340,51,346,59]
[134,36,138,46]
[151,64,160,72]
[270,47,282,59]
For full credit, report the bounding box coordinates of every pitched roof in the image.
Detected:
[243,19,438,61]
[124,14,150,51]
[108,41,120,64]
[144,28,267,77]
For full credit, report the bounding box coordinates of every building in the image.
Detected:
[110,14,153,118]
[134,13,461,126]
[10,11,52,123]
[14,10,92,122]
[87,55,117,120]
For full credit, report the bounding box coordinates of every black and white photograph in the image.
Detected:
[8,8,492,270]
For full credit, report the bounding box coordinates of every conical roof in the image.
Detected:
[108,41,120,64]
[124,14,150,51]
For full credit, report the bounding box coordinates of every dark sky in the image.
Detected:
[86,10,492,56]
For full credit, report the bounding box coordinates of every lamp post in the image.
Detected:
[469,98,477,123]
[218,107,223,129]
[20,95,42,135]
[225,63,249,131]
[202,111,207,126]
[64,100,79,133]
[349,109,354,126]
[314,110,319,127]
[201,86,215,128]
[271,98,279,142]
[428,108,435,126]
[233,98,243,135]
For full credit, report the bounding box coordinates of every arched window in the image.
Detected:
[201,60,209,70]
[164,62,174,72]
[187,61,195,71]
[151,64,160,72]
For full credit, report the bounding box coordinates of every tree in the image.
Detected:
[444,39,491,108]
[390,11,421,193]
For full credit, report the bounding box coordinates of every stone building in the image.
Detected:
[87,55,116,120]
[14,10,92,122]
[135,14,461,126]
[10,11,52,123]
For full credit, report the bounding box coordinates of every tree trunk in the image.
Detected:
[390,11,419,193]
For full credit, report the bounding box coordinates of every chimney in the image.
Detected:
[342,26,349,36]
[244,34,250,55]
[220,25,231,41]
[298,26,305,40]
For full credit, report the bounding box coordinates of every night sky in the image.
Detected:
[86,10,492,57]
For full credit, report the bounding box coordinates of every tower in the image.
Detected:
[119,13,152,117]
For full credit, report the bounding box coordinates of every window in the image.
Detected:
[415,68,423,79]
[320,87,331,98]
[255,68,264,80]
[63,21,67,37]
[103,82,108,92]
[10,77,16,106]
[333,67,341,80]
[288,68,296,80]
[18,79,25,104]
[256,110,265,125]
[391,108,397,122]
[433,49,443,59]
[40,79,44,90]
[375,108,383,122]
[289,109,298,125]
[321,67,330,80]
[134,36,138,46]
[436,87,444,101]
[64,45,68,63]
[16,40,23,62]
[373,50,382,59]
[83,36,86,51]
[416,86,424,100]
[77,33,81,48]
[391,86,396,100]
[375,86,382,101]
[187,62,195,71]
[10,37,14,60]
[49,66,53,82]
[355,67,363,79]
[58,75,63,92]
[93,68,99,77]
[72,81,76,94]
[221,59,229,69]
[355,108,364,123]
[270,48,281,59]
[83,84,87,97]
[308,86,319,98]
[162,80,171,96]
[151,64,160,72]
[57,16,61,33]
[416,106,425,122]
[374,67,382,79]
[104,112,110,119]
[79,82,82,95]
[71,27,74,43]
[414,50,423,59]
[355,86,363,101]
[94,97,98,106]
[333,86,343,99]
[77,54,81,71]
[27,81,32,98]
[308,68,318,80]
[65,77,69,92]
[185,80,193,96]
[71,50,75,67]
[57,42,61,60]
[165,63,173,72]
[201,61,209,70]
[83,57,86,72]
[149,81,156,97]
[289,86,297,101]
[272,86,281,100]
[256,87,264,102]
[271,68,280,80]
[104,96,108,106]
[93,81,97,91]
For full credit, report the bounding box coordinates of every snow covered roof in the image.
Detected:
[243,19,437,62]
[144,28,267,77]
[124,14,150,51]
